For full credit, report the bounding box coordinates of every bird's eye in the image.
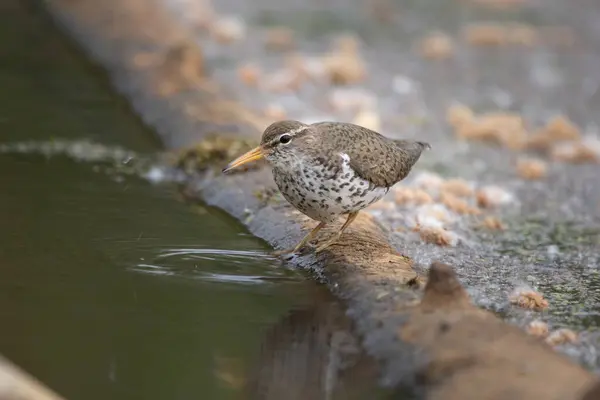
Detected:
[279,134,292,144]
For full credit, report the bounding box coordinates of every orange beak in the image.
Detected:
[222,146,264,173]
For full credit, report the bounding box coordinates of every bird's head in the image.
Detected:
[222,120,311,173]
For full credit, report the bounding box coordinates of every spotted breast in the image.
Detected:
[273,152,389,223]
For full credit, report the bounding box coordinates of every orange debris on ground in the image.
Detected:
[393,187,434,205]
[453,110,529,150]
[446,103,475,129]
[237,63,261,87]
[546,328,579,346]
[526,320,550,338]
[418,226,458,246]
[463,23,508,46]
[440,178,474,198]
[481,216,506,230]
[417,32,455,60]
[209,15,246,44]
[527,115,582,151]
[463,22,544,47]
[446,106,599,165]
[476,186,514,209]
[264,27,295,51]
[516,158,548,180]
[440,192,481,215]
[550,141,600,164]
[509,288,549,311]
[323,35,367,85]
[464,0,527,10]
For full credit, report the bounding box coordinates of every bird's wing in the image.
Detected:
[345,144,408,187]
[313,122,419,188]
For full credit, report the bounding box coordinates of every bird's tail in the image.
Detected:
[416,141,431,150]
[393,140,431,175]
[394,139,431,151]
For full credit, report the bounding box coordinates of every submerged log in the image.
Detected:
[42,0,600,398]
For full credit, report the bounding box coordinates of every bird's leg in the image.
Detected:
[272,221,327,256]
[315,212,359,253]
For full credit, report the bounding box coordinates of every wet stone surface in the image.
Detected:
[164,0,600,372]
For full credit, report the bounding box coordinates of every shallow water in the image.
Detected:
[0,2,388,399]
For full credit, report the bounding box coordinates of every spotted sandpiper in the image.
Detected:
[223,120,430,255]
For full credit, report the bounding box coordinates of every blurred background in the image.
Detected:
[1,0,599,399]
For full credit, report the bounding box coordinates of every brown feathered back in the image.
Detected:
[310,122,430,187]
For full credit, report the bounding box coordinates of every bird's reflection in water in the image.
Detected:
[217,285,394,400]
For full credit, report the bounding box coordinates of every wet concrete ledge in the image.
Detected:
[41,0,600,398]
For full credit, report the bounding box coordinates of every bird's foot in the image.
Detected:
[314,234,342,253]
[271,248,294,257]
[271,241,316,258]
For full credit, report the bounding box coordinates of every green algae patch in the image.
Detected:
[173,135,261,175]
[495,217,600,256]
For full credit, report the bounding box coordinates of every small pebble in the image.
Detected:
[546,245,560,259]
[476,185,515,208]
[413,204,455,227]
[392,75,418,95]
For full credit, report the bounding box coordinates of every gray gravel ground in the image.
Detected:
[162,0,600,372]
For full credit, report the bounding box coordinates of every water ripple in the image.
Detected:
[128,247,298,285]
[156,248,275,261]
